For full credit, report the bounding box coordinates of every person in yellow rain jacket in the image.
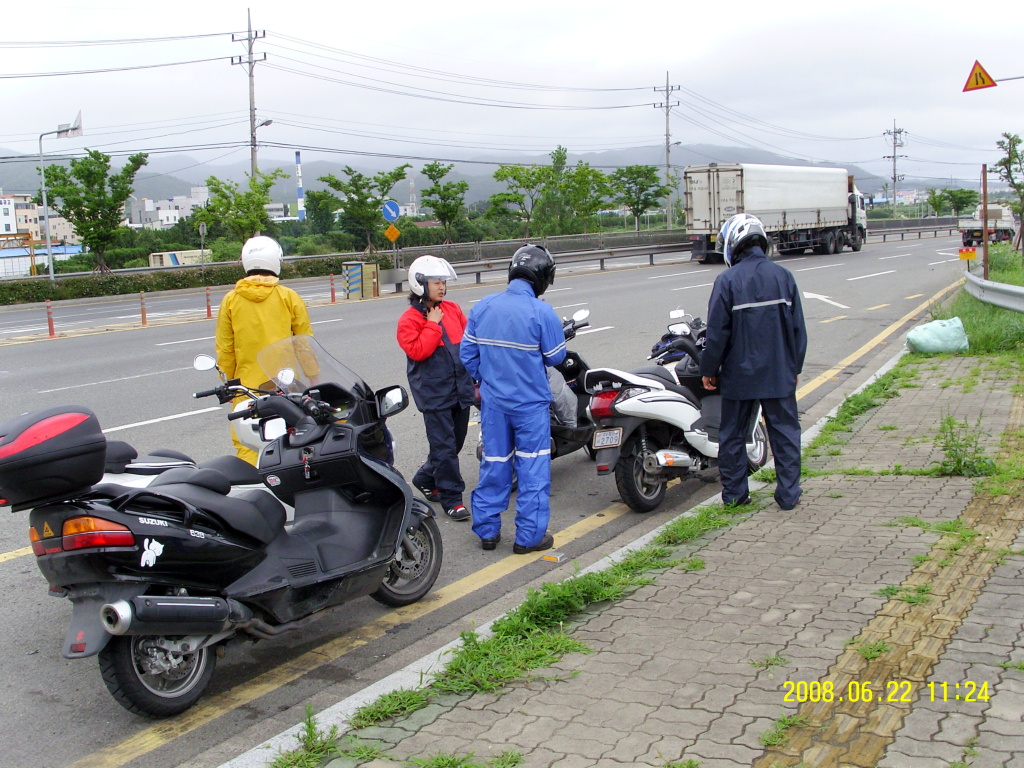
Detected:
[216,236,313,464]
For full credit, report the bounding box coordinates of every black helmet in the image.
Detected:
[508,244,556,297]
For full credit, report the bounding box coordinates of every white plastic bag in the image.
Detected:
[906,317,969,354]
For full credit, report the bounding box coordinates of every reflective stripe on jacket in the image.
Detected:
[460,279,567,413]
[699,246,807,400]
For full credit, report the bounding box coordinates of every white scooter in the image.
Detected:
[583,312,769,513]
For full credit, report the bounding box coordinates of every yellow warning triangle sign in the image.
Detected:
[42,521,55,538]
[963,60,997,92]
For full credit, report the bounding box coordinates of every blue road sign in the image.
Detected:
[382,200,401,222]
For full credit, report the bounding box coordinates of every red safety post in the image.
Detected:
[46,299,55,338]
[329,273,337,304]
[140,292,147,327]
[205,285,212,319]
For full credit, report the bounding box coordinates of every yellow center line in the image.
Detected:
[866,303,890,310]
[0,546,31,563]
[70,504,632,768]
[797,278,962,401]
[820,316,847,324]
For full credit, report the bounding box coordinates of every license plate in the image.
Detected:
[592,428,623,449]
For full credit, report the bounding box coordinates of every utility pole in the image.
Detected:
[654,72,680,229]
[232,10,267,178]
[883,120,906,217]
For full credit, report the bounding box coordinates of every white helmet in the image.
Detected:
[408,255,457,297]
[241,236,283,275]
[716,213,769,267]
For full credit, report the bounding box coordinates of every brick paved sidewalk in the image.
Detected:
[258,356,1024,768]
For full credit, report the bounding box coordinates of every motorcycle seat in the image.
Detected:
[141,480,286,545]
[104,440,196,475]
[151,467,231,494]
[198,455,263,486]
[630,366,701,407]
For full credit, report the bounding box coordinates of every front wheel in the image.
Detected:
[98,635,216,717]
[614,433,666,513]
[747,417,770,474]
[372,516,443,607]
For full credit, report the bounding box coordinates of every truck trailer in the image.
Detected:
[683,163,867,263]
[958,204,1016,247]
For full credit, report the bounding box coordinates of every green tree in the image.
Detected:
[533,146,571,236]
[487,164,546,237]
[195,169,288,244]
[304,189,341,236]
[925,188,948,216]
[319,164,411,250]
[994,132,1024,249]
[41,149,148,272]
[563,162,612,233]
[943,188,979,217]
[611,165,671,232]
[420,161,469,243]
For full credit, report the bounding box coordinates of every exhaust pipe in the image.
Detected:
[101,595,251,636]
[655,449,705,470]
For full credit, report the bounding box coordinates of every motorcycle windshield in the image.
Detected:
[256,335,372,398]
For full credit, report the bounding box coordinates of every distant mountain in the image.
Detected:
[1,144,892,208]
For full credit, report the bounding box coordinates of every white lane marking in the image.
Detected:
[544,287,572,293]
[671,282,714,292]
[577,326,613,335]
[847,270,897,281]
[311,318,346,325]
[795,263,846,272]
[928,259,961,265]
[804,292,851,309]
[879,254,909,260]
[647,270,709,280]
[38,367,194,393]
[156,336,215,346]
[102,407,223,434]
[554,303,589,310]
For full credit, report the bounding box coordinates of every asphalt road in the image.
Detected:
[0,233,967,768]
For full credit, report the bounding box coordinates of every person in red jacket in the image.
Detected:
[396,256,476,521]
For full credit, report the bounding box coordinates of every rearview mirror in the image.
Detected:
[194,354,217,372]
[276,368,296,387]
[376,385,409,419]
[668,323,691,337]
[669,309,687,320]
[572,308,591,323]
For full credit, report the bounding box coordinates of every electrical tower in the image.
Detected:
[654,73,680,229]
[883,121,906,214]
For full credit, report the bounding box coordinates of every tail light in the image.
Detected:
[62,517,135,551]
[589,390,620,420]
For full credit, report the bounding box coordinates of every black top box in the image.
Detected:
[0,406,106,511]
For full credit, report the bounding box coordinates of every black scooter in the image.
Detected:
[0,335,441,717]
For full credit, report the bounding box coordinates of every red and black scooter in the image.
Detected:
[0,335,442,718]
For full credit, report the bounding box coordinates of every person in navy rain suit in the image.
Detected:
[461,244,567,553]
[699,213,808,510]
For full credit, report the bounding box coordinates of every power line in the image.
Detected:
[0,32,236,48]
[0,56,232,79]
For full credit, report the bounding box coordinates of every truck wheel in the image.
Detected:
[834,232,844,253]
[851,231,864,252]
[99,635,215,717]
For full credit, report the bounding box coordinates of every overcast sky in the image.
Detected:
[2,0,1021,188]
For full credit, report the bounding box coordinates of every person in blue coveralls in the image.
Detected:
[461,244,567,553]
[699,213,807,510]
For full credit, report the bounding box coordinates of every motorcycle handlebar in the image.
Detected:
[227,407,251,421]
[193,387,221,399]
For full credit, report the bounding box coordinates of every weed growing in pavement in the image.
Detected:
[349,687,431,729]
[933,414,996,477]
[407,750,523,768]
[999,659,1024,673]
[989,547,1024,565]
[759,714,809,747]
[750,654,788,670]
[662,761,701,768]
[874,584,932,604]
[878,424,899,431]
[848,640,892,661]
[912,554,931,566]
[269,706,341,768]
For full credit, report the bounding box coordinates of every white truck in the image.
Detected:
[683,163,868,262]
[958,204,1016,247]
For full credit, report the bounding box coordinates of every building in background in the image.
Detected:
[128,186,210,229]
[0,197,15,235]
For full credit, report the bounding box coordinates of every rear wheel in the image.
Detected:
[614,433,666,513]
[747,418,770,474]
[372,516,443,607]
[833,231,845,253]
[824,230,837,254]
[851,230,864,252]
[98,635,215,717]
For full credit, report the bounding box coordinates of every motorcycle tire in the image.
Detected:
[372,515,444,607]
[98,634,216,717]
[614,434,666,513]
[747,417,770,474]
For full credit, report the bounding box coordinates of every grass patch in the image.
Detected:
[878,424,899,431]
[270,706,342,768]
[848,640,892,661]
[408,750,523,768]
[750,654,788,670]
[663,761,701,768]
[874,583,932,604]
[932,414,997,477]
[999,660,1024,673]
[349,688,430,729]
[760,714,809,747]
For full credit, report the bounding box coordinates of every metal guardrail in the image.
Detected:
[963,269,1024,314]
